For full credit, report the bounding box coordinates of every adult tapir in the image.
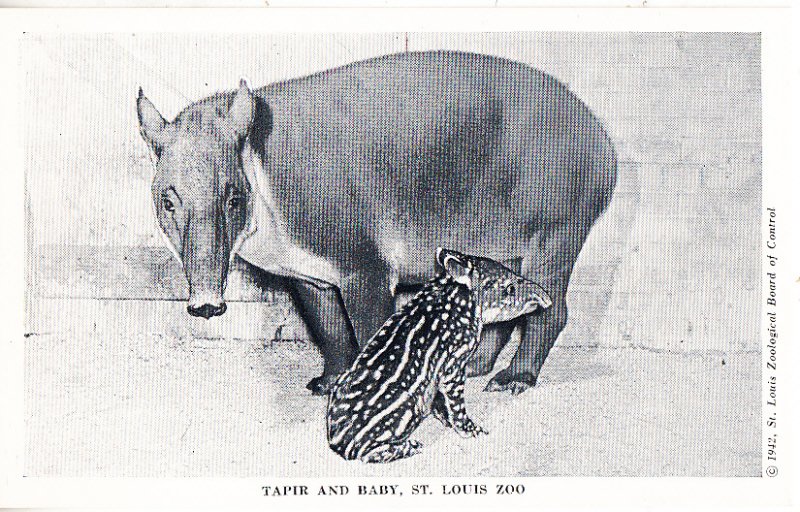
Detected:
[137,50,617,395]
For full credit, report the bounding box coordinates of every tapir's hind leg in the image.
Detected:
[465,320,518,377]
[289,282,360,395]
[485,220,594,395]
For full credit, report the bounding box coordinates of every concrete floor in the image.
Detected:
[24,299,760,478]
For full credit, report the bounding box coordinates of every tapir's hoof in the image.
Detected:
[306,374,339,396]
[465,358,494,378]
[484,369,536,395]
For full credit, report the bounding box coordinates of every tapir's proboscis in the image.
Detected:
[137,50,617,395]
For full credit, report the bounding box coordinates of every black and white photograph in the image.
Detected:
[1,5,796,510]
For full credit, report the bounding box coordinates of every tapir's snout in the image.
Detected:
[187,302,227,319]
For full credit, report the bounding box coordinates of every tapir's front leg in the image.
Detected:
[339,261,397,348]
[289,281,360,395]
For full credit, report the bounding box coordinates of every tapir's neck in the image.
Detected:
[235,143,341,288]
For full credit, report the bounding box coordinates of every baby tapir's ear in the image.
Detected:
[436,247,473,288]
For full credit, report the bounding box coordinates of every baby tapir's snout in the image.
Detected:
[327,247,551,463]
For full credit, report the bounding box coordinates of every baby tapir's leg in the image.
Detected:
[432,366,487,437]
[361,439,423,463]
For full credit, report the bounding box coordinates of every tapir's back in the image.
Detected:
[257,51,617,278]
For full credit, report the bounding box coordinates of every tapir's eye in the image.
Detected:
[506,284,516,296]
[228,195,241,210]
[163,197,175,213]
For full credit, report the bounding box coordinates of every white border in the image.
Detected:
[1,6,796,510]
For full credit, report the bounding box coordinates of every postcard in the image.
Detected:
[0,5,795,510]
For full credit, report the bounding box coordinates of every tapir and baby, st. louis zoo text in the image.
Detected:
[136,50,617,396]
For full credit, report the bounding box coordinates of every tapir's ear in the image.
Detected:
[225,79,255,140]
[436,247,473,287]
[137,88,171,156]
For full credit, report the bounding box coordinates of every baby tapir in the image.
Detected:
[326,248,552,463]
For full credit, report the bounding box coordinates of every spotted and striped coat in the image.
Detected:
[326,248,551,463]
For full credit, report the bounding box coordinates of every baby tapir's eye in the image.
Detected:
[163,197,175,213]
[506,284,516,296]
[228,195,242,211]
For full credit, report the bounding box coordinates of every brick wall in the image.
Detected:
[25,33,761,352]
